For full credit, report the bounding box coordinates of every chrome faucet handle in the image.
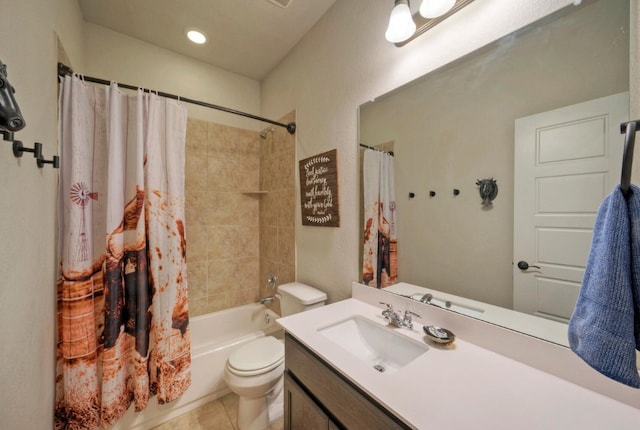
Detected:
[404,310,420,319]
[379,301,394,310]
[379,302,397,323]
[402,310,420,329]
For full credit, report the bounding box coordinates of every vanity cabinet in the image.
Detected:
[284,333,410,430]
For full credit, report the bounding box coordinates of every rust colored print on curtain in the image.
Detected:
[55,75,191,430]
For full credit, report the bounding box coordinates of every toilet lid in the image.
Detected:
[227,336,284,375]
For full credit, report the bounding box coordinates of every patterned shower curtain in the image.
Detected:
[362,148,397,288]
[55,75,191,430]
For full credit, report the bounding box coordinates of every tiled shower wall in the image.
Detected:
[259,111,297,314]
[185,111,296,317]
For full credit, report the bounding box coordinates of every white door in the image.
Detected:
[513,92,628,322]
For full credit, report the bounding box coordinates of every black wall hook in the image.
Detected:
[429,191,436,197]
[13,141,42,158]
[37,155,60,169]
[4,131,59,169]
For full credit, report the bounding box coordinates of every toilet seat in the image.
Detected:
[227,336,284,377]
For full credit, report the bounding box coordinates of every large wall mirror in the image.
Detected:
[359,0,630,345]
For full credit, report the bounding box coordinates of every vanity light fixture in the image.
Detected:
[385,0,416,44]
[186,29,207,45]
[385,0,475,46]
[419,0,455,18]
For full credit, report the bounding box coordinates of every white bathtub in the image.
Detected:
[111,303,282,430]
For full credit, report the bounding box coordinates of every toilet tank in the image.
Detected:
[278,282,327,316]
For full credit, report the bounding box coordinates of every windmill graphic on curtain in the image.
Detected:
[69,182,98,262]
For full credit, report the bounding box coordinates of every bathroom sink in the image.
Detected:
[318,316,428,374]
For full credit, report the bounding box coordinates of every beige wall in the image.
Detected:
[359,0,628,308]
[0,0,85,428]
[83,23,261,130]
[260,0,640,305]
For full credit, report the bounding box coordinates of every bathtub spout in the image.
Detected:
[260,294,280,305]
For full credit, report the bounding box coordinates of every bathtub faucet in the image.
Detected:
[260,294,281,305]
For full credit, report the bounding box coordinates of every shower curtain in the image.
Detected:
[55,75,191,430]
[362,148,397,288]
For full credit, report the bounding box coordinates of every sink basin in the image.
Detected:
[318,316,428,374]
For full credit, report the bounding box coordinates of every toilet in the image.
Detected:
[224,282,327,430]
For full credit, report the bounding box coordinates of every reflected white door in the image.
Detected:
[513,92,628,322]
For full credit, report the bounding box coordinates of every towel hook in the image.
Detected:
[620,120,640,198]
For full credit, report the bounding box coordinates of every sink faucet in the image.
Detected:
[379,302,420,329]
[419,293,433,304]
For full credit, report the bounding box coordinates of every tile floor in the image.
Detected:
[151,392,284,430]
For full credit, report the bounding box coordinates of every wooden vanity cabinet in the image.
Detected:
[284,333,410,430]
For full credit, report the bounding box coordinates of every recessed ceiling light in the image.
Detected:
[186,29,207,45]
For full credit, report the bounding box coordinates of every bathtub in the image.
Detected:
[112,303,282,430]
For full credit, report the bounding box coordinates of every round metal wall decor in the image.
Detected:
[476,178,498,207]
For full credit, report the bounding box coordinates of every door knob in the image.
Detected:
[517,260,541,270]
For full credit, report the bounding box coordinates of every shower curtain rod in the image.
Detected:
[57,63,296,135]
[360,143,394,156]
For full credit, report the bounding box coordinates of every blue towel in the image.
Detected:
[568,184,640,388]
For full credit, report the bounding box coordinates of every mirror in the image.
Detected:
[359,0,630,345]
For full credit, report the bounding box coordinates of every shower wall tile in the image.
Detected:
[205,291,231,313]
[238,194,259,225]
[238,226,259,258]
[278,188,296,227]
[186,118,208,153]
[260,192,278,226]
[185,112,295,318]
[186,120,261,318]
[185,191,209,226]
[260,111,296,316]
[261,226,278,261]
[189,296,208,317]
[207,259,239,294]
[208,192,239,225]
[185,154,208,190]
[186,261,207,299]
[275,149,295,190]
[238,257,259,283]
[207,226,239,260]
[277,227,295,265]
[186,226,208,262]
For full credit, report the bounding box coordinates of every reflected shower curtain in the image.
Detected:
[55,75,191,430]
[362,149,397,288]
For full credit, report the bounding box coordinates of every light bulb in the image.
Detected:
[385,0,416,43]
[419,0,456,19]
[186,29,207,44]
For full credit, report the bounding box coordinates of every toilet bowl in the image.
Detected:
[224,336,285,430]
[223,282,327,430]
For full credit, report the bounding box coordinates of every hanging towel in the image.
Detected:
[568,184,640,388]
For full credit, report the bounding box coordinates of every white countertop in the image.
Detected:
[277,298,640,430]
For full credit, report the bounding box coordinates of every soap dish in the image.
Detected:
[423,325,455,345]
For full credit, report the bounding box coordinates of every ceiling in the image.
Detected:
[77,0,337,81]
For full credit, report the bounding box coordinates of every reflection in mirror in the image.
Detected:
[359,0,630,345]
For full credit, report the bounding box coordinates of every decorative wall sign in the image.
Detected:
[299,149,340,227]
